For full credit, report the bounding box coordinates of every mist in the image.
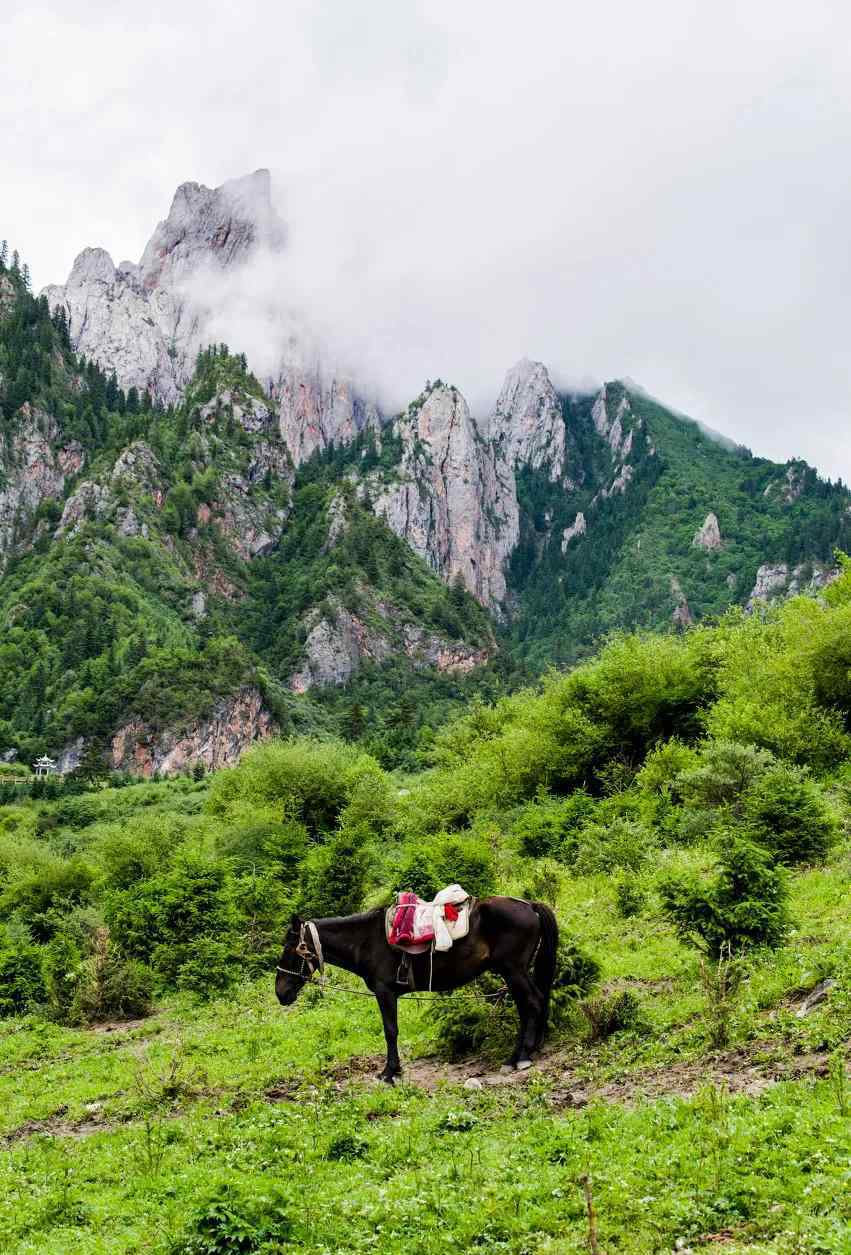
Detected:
[6,0,851,476]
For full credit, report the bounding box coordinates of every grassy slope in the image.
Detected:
[510,389,851,669]
[1,838,848,1254]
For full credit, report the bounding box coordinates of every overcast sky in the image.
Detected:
[5,0,851,479]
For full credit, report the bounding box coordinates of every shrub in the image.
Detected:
[40,929,85,1022]
[614,874,646,919]
[743,764,837,865]
[73,928,153,1023]
[325,1132,368,1161]
[660,835,789,957]
[432,834,496,898]
[171,1183,292,1255]
[1,857,96,941]
[0,929,42,1016]
[170,937,240,999]
[522,859,563,906]
[581,990,645,1041]
[549,938,601,1028]
[574,816,653,874]
[676,740,775,815]
[207,737,381,838]
[514,790,595,860]
[216,814,308,879]
[298,826,370,918]
[103,851,238,980]
[393,848,441,899]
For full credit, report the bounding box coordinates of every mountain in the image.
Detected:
[1,176,849,773]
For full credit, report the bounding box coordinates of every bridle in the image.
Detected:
[276,920,325,986]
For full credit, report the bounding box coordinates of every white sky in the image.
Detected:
[4,0,851,479]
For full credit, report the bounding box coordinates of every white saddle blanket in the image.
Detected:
[386,883,471,952]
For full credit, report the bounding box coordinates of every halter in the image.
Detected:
[276,920,325,986]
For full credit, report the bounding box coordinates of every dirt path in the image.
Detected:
[323,1038,849,1108]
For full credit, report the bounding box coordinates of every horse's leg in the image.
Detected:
[375,986,402,1083]
[501,965,544,1070]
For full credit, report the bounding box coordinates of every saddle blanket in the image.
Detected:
[386,884,471,953]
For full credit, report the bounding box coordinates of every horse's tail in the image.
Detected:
[531,902,559,1045]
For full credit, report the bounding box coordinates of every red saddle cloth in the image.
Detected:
[389,892,460,946]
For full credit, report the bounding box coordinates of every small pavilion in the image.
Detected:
[33,755,57,778]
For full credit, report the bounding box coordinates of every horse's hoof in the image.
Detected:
[516,1059,533,1071]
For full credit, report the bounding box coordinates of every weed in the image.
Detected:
[699,945,744,1049]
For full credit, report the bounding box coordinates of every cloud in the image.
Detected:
[5,0,851,477]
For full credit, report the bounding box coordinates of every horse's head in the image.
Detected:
[275,914,318,1006]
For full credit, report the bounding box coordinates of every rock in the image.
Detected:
[592,383,638,460]
[0,404,85,570]
[56,737,85,775]
[487,358,565,479]
[693,512,722,551]
[274,365,381,466]
[373,384,519,608]
[463,1077,483,1090]
[109,686,273,776]
[746,561,839,609]
[795,978,836,1017]
[561,512,586,552]
[288,596,491,691]
[43,171,284,403]
[670,576,693,627]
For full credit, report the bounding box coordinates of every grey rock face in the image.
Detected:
[487,358,565,479]
[289,596,491,692]
[693,512,722,551]
[110,685,273,776]
[43,171,284,403]
[561,512,587,552]
[0,404,85,570]
[274,365,382,465]
[373,384,519,608]
[747,561,839,608]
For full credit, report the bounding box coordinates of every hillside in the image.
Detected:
[4,218,851,775]
[1,569,850,1251]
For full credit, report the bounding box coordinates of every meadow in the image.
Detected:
[2,573,851,1252]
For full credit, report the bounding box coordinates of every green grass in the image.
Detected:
[1,843,848,1254]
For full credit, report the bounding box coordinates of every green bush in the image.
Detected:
[0,928,42,1016]
[40,929,85,1022]
[172,1182,292,1254]
[743,764,838,866]
[614,874,647,919]
[676,740,775,814]
[170,937,240,999]
[1,857,96,941]
[73,928,153,1023]
[660,835,790,957]
[103,851,238,980]
[298,827,370,918]
[581,989,645,1040]
[207,738,382,838]
[574,816,654,874]
[514,790,594,859]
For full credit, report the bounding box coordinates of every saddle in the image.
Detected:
[385,884,472,954]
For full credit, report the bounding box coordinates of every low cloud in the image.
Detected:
[6,0,851,475]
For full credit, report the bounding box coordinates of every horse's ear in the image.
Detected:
[289,912,303,928]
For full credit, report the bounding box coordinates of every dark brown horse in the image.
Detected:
[275,897,558,1082]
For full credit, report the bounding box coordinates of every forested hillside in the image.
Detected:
[4,233,851,779]
[1,562,849,1250]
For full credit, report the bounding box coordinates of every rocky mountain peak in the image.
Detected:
[489,358,565,479]
[42,170,286,403]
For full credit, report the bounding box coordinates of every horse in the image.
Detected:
[275,897,559,1082]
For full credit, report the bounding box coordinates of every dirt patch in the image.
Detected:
[1,1103,120,1145]
[361,1038,849,1106]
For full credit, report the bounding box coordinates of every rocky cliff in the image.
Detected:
[372,383,519,609]
[43,171,284,404]
[0,403,85,571]
[110,686,274,776]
